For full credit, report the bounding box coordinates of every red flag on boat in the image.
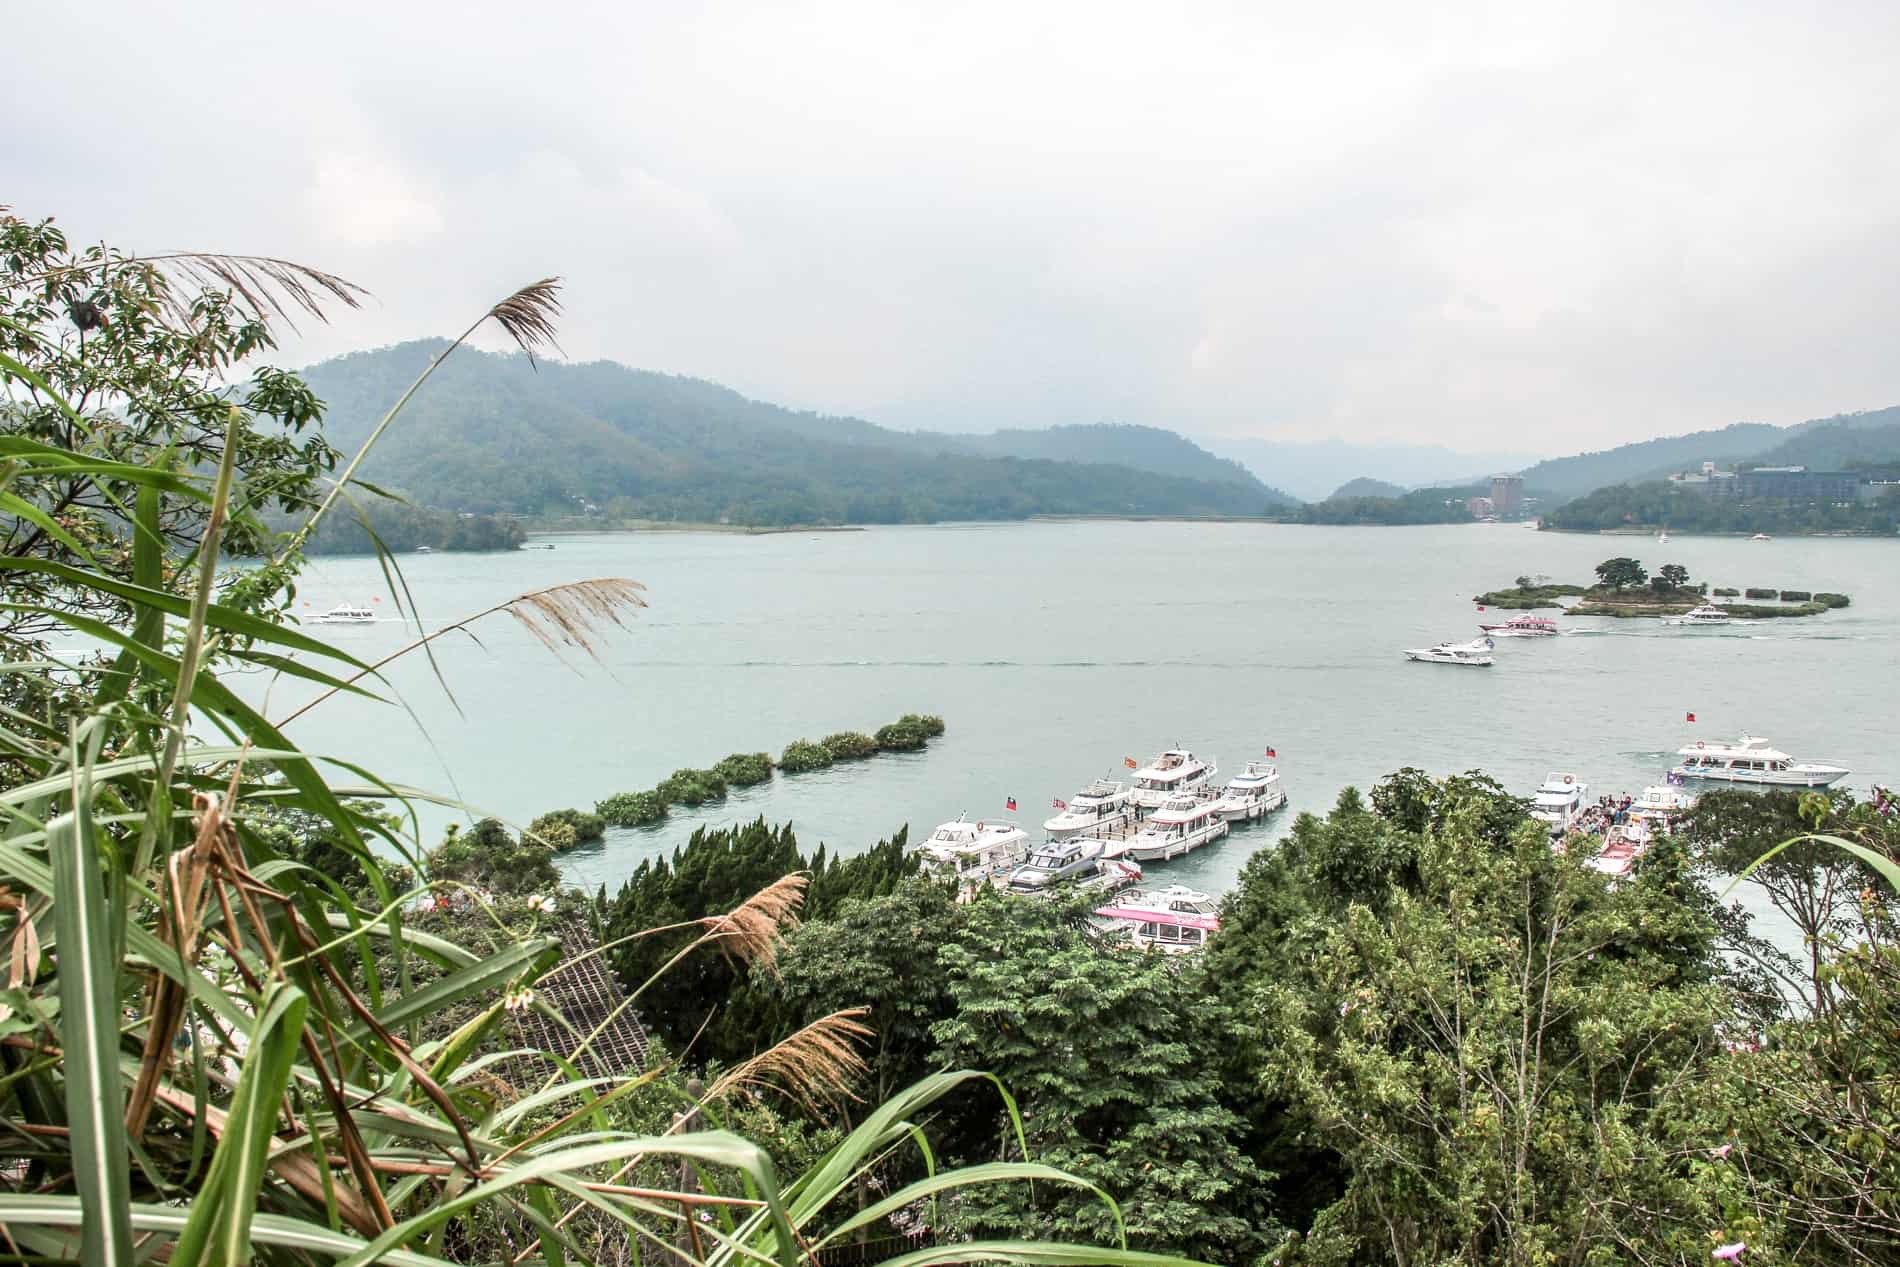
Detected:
[1051,797,1067,810]
[1006,796,1017,811]
[1477,605,1486,611]
[1686,712,1696,722]
[1124,757,1139,769]
[1265,746,1277,758]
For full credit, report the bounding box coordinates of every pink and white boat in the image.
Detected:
[1092,884,1219,953]
[1478,612,1560,637]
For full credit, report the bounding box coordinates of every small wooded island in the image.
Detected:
[1475,558,1851,618]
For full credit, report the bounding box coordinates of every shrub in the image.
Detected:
[899,712,946,737]
[657,767,728,806]
[1712,587,1740,597]
[530,807,605,844]
[1744,587,1777,599]
[822,731,878,760]
[779,739,835,773]
[713,751,774,786]
[596,790,667,827]
[429,821,560,895]
[1816,592,1851,608]
[875,719,929,751]
[1779,589,1812,602]
[527,819,578,851]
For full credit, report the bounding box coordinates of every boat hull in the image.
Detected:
[1126,818,1229,862]
[1213,787,1287,822]
[1671,765,1847,788]
[1404,651,1494,666]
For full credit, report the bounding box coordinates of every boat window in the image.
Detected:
[1137,922,1157,938]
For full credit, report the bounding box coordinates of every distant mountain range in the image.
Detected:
[298,343,1295,526]
[1208,437,1538,503]
[1325,477,1408,501]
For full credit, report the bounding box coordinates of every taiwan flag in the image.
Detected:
[1051,797,1068,810]
[1124,757,1139,769]
[1006,796,1017,811]
[1686,712,1696,723]
[1265,746,1277,758]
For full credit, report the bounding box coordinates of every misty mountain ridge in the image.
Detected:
[1208,436,1540,502]
[297,342,1295,526]
[1326,477,1409,501]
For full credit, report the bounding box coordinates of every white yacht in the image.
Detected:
[914,815,1030,888]
[1126,793,1229,862]
[1529,772,1589,836]
[1671,735,1849,788]
[1750,533,1772,541]
[1478,613,1560,637]
[1127,750,1217,811]
[1006,837,1109,893]
[311,603,376,624]
[1043,779,1138,840]
[1657,530,1670,544]
[1404,637,1495,666]
[1629,784,1696,828]
[1092,885,1220,954]
[1210,761,1287,823]
[1662,604,1732,627]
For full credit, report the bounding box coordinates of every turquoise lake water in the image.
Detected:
[276,522,1897,900]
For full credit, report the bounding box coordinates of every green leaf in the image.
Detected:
[1727,831,1900,896]
[0,1197,457,1267]
[816,1162,1117,1249]
[347,937,560,1045]
[170,982,311,1267]
[873,1242,1216,1267]
[47,752,136,1267]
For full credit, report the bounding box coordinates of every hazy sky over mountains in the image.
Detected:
[11,1,1899,452]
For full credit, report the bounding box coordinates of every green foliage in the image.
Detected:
[822,731,879,760]
[596,788,667,826]
[779,738,835,773]
[712,751,774,786]
[529,806,605,846]
[1545,476,1900,535]
[931,897,1271,1262]
[656,766,728,806]
[1713,586,1741,596]
[900,711,947,736]
[874,719,929,751]
[1778,588,1811,601]
[1595,555,1649,589]
[1744,587,1777,599]
[1287,484,1484,525]
[1658,561,1691,589]
[1816,591,1851,607]
[1214,773,1746,1265]
[268,496,524,555]
[429,819,561,894]
[601,820,919,1058]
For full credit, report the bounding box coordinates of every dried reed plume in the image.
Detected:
[700,873,808,975]
[507,578,648,661]
[142,252,367,331]
[707,1009,872,1112]
[488,276,564,363]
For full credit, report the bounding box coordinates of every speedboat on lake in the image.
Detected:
[1671,735,1849,788]
[1478,613,1560,637]
[1404,637,1495,666]
[1128,750,1217,811]
[311,603,376,625]
[1126,793,1228,862]
[1006,837,1108,893]
[1044,779,1138,840]
[1092,885,1220,954]
[914,815,1030,889]
[1529,772,1589,836]
[1662,604,1732,627]
[1210,761,1287,823]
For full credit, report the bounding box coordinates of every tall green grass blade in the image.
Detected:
[169,982,310,1267]
[47,747,136,1267]
[1726,830,1900,896]
[348,937,560,1044]
[816,1162,1118,1249]
[0,1197,458,1267]
[872,1242,1213,1267]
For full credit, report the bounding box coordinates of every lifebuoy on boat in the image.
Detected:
[1563,775,1573,785]
[1696,741,1705,750]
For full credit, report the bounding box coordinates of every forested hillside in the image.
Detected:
[299,343,1290,524]
[932,423,1274,490]
[1326,476,1406,500]
[1742,414,1900,469]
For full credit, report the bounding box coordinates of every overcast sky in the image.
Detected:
[10,1,1899,453]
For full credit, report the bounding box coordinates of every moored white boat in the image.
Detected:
[1404,637,1495,666]
[1750,533,1772,541]
[1529,772,1589,836]
[1092,885,1220,953]
[1478,613,1560,637]
[1210,761,1287,823]
[914,815,1030,888]
[1044,779,1138,840]
[311,603,376,625]
[1671,735,1849,788]
[1127,750,1217,811]
[1126,793,1229,862]
[1590,819,1654,880]
[1662,604,1733,627]
[1629,784,1696,827]
[1006,837,1109,893]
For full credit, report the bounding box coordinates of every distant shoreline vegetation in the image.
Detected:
[266,499,524,555]
[1475,562,1850,618]
[1541,478,1900,536]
